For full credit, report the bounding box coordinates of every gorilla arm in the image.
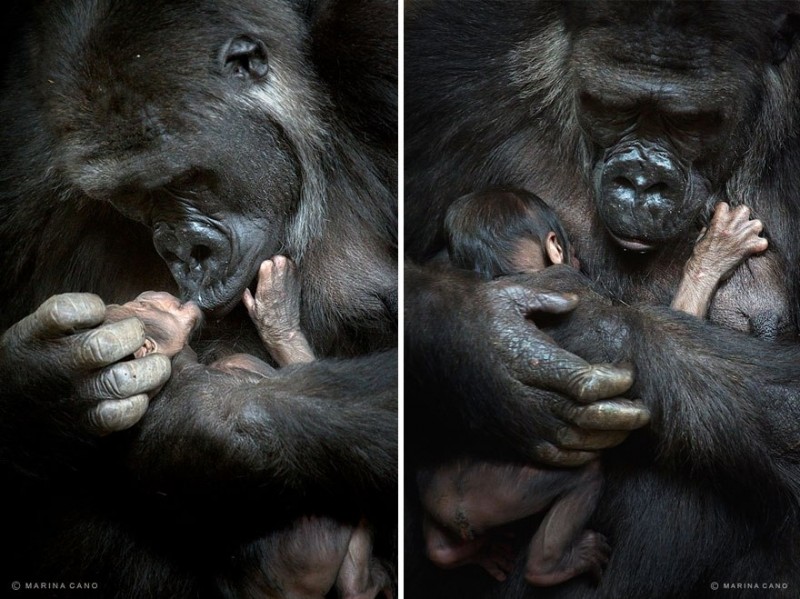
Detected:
[405,263,649,467]
[126,349,398,504]
[537,266,800,482]
[407,262,800,479]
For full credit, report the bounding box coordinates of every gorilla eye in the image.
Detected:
[667,111,723,137]
[223,35,269,80]
[163,170,213,198]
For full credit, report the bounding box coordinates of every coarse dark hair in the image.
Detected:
[444,188,572,279]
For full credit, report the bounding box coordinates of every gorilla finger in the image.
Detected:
[22,293,106,339]
[566,399,651,431]
[555,426,631,450]
[532,442,599,467]
[501,285,579,315]
[72,317,146,368]
[522,350,633,403]
[566,362,634,402]
[87,394,150,434]
[79,354,171,400]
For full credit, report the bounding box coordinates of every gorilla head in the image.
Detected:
[33,0,395,328]
[562,1,800,251]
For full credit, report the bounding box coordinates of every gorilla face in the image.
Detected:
[38,0,312,316]
[564,1,798,251]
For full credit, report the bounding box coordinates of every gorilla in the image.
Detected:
[406,1,800,598]
[0,0,397,597]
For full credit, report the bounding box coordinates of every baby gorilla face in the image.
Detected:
[105,292,202,358]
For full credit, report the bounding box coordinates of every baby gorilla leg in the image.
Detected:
[209,353,276,379]
[242,256,315,367]
[419,459,607,584]
[524,460,609,586]
[235,516,352,599]
[419,460,562,582]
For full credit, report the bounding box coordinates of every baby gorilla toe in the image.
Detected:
[525,529,611,587]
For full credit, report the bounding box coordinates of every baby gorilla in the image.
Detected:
[105,260,391,599]
[420,189,767,587]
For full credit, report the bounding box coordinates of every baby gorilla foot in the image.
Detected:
[476,538,516,582]
[243,256,302,337]
[423,518,514,582]
[242,256,314,366]
[525,530,610,587]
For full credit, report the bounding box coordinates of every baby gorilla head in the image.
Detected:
[445,188,575,279]
[105,292,203,359]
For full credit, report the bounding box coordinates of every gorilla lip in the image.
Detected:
[606,230,658,252]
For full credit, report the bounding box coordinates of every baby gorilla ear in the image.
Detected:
[223,34,269,79]
[545,232,565,266]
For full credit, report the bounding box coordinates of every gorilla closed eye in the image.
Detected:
[223,35,269,80]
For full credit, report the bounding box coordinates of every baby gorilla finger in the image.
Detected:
[87,394,150,434]
[77,353,172,401]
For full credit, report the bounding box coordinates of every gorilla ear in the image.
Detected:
[223,35,269,80]
[772,14,800,64]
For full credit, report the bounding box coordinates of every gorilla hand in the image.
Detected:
[0,293,171,434]
[406,265,650,467]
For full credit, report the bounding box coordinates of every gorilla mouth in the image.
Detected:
[606,229,658,252]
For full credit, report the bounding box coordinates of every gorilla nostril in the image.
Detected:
[612,176,633,189]
[644,182,670,196]
[190,245,212,264]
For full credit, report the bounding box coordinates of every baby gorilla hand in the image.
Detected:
[242,256,314,366]
[689,202,768,281]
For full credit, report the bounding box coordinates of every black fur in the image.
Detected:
[0,0,397,596]
[406,1,800,597]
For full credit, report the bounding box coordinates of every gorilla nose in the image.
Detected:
[597,142,688,244]
[601,147,684,212]
[152,221,230,296]
[608,173,671,203]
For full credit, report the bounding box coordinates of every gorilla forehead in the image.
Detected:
[34,0,311,195]
[563,0,793,66]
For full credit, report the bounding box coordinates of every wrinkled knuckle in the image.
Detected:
[555,426,579,447]
[79,331,110,364]
[94,367,128,399]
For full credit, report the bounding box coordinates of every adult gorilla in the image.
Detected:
[406,1,800,598]
[0,0,396,596]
